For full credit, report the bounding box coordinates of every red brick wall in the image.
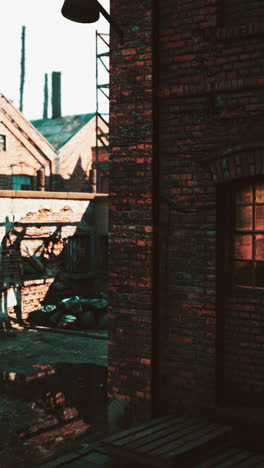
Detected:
[108,0,153,422]
[109,0,264,419]
[157,0,264,413]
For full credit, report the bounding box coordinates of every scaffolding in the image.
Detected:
[94,31,110,193]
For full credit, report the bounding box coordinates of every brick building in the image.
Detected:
[0,94,109,323]
[108,0,264,423]
[0,94,56,191]
[32,113,109,193]
[31,70,109,194]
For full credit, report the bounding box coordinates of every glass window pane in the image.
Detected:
[255,205,264,230]
[12,175,32,191]
[256,234,264,260]
[236,185,253,204]
[234,261,253,287]
[0,135,6,151]
[256,182,264,203]
[234,234,252,260]
[236,205,252,230]
[256,262,264,288]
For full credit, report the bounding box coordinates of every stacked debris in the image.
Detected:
[28,293,108,330]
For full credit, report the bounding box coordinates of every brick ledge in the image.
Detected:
[0,190,108,199]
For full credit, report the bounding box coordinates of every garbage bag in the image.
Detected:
[47,310,64,327]
[28,309,52,326]
[57,296,83,317]
[40,305,56,314]
[79,310,96,329]
[80,297,108,312]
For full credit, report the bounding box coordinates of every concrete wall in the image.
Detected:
[0,191,108,320]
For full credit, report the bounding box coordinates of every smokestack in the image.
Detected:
[37,168,45,191]
[19,26,26,113]
[51,71,61,119]
[43,73,49,118]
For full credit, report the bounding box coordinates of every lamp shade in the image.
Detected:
[61,0,100,23]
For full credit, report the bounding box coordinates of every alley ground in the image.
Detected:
[0,327,108,467]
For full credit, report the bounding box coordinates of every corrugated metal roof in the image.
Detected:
[31,113,95,150]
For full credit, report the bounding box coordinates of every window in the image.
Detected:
[233,180,264,288]
[65,235,91,273]
[12,175,33,190]
[0,135,6,151]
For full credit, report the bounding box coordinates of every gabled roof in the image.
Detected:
[31,113,95,151]
[0,94,57,165]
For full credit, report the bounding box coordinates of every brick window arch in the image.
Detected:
[206,144,264,184]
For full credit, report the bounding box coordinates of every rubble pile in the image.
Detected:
[28,294,108,330]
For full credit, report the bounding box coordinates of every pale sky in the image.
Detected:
[0,0,109,119]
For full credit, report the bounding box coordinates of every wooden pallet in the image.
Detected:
[103,415,232,467]
[195,445,264,468]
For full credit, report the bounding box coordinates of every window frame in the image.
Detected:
[65,234,91,274]
[0,135,6,151]
[230,178,264,290]
[12,174,33,191]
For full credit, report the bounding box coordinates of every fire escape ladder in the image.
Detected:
[95,30,110,193]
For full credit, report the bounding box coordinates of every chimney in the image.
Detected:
[43,73,49,118]
[37,168,45,191]
[51,71,61,119]
[19,26,26,113]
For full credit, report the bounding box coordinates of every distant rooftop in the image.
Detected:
[31,113,95,150]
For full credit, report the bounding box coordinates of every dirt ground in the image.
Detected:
[0,327,108,372]
[0,328,108,468]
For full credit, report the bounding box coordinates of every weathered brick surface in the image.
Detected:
[0,195,108,320]
[109,0,264,418]
[0,122,45,189]
[108,0,153,422]
[0,95,56,190]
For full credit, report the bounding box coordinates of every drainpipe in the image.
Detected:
[152,0,160,418]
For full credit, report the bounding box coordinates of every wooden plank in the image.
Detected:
[195,447,240,467]
[254,459,264,468]
[112,416,187,447]
[237,455,264,468]
[99,444,172,468]
[132,421,210,454]
[103,415,173,445]
[116,416,192,449]
[216,451,258,467]
[125,418,204,450]
[153,424,229,457]
[233,453,264,468]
